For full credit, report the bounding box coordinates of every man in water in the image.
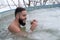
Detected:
[8,7,38,37]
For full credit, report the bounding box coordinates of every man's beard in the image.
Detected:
[19,19,26,26]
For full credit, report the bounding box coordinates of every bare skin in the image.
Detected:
[8,10,38,37]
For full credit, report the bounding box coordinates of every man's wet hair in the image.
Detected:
[15,7,26,17]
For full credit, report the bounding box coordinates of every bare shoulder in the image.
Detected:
[8,21,21,33]
[8,21,15,32]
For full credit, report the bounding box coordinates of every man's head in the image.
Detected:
[15,7,27,26]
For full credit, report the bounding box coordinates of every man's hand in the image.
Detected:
[30,20,38,31]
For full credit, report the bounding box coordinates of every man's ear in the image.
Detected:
[16,14,19,19]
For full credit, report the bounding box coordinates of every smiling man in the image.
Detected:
[8,7,38,37]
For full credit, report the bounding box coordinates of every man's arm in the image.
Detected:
[8,25,28,37]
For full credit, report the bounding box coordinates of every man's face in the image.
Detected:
[18,10,27,26]
[19,11,27,22]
